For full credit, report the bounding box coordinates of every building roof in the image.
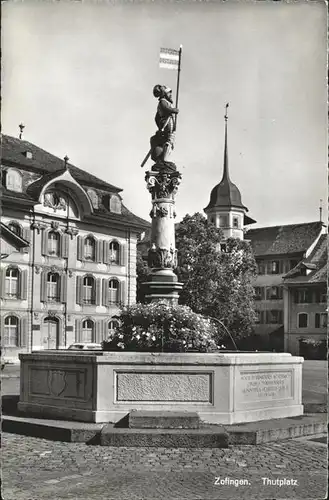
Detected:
[1,134,122,192]
[283,234,327,285]
[1,134,150,231]
[246,221,324,257]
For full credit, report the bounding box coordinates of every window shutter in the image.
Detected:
[95,278,101,305]
[278,310,283,324]
[95,321,102,343]
[19,317,28,347]
[103,240,110,264]
[306,290,312,303]
[260,311,264,324]
[77,236,83,261]
[60,275,67,303]
[76,276,83,305]
[278,286,283,300]
[266,287,270,300]
[61,234,69,258]
[41,230,48,256]
[278,261,284,274]
[40,271,47,302]
[120,280,126,305]
[96,240,103,263]
[75,318,82,342]
[265,310,270,324]
[102,278,109,306]
[261,287,265,300]
[103,318,109,339]
[22,227,31,253]
[315,313,320,328]
[20,269,28,300]
[266,261,271,274]
[0,268,5,299]
[119,243,126,266]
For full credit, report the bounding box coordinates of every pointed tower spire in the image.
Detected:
[222,103,230,181]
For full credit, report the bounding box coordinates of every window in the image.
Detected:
[295,289,311,304]
[83,276,95,305]
[109,241,119,264]
[3,316,19,346]
[233,216,239,228]
[108,319,119,337]
[6,169,22,192]
[48,231,60,256]
[109,279,119,304]
[254,287,262,300]
[271,261,280,274]
[298,313,308,328]
[268,310,282,324]
[315,313,327,328]
[47,273,60,302]
[5,268,19,298]
[84,237,95,261]
[109,195,121,214]
[255,311,261,324]
[81,319,94,342]
[257,261,265,275]
[268,286,282,300]
[219,215,228,227]
[8,222,21,236]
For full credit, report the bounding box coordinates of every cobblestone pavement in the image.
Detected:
[2,433,328,500]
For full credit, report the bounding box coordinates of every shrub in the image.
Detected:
[102,302,220,352]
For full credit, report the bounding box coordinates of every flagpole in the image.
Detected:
[174,45,182,131]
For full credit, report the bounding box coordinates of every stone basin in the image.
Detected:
[18,351,303,424]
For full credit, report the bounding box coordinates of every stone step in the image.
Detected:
[128,410,200,429]
[100,424,228,448]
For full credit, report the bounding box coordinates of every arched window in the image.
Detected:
[84,237,95,261]
[6,169,22,192]
[109,195,121,214]
[108,319,119,337]
[8,221,22,237]
[298,313,308,328]
[83,276,95,304]
[109,241,119,264]
[47,273,60,302]
[82,319,94,342]
[4,316,19,346]
[48,231,60,256]
[5,268,19,298]
[109,279,119,304]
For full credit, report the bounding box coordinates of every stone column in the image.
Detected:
[142,168,183,303]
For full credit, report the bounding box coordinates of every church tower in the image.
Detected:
[204,104,256,240]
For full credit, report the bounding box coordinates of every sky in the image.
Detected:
[2,0,327,228]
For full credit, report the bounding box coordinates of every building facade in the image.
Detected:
[282,234,327,355]
[246,221,325,351]
[1,134,148,361]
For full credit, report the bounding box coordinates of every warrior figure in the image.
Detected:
[150,85,179,163]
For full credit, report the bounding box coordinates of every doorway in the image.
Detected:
[42,317,59,349]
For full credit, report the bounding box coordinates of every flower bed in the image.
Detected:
[102,302,220,353]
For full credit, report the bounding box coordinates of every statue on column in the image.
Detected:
[149,85,179,172]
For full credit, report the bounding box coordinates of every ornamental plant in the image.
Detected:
[102,302,221,352]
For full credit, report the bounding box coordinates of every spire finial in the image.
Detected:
[19,123,25,139]
[319,198,323,222]
[225,102,229,121]
[222,103,230,181]
[64,155,69,170]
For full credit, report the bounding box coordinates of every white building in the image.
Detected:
[1,134,149,361]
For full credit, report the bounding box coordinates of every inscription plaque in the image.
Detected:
[116,371,212,402]
[238,371,292,401]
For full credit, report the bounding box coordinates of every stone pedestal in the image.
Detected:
[142,165,183,303]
